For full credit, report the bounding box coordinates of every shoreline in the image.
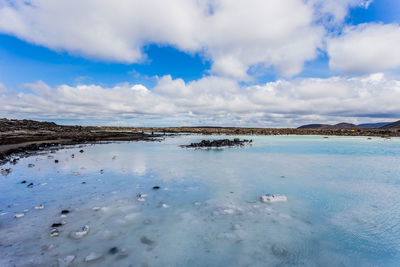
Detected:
[1,118,399,165]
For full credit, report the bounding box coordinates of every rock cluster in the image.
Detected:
[182,138,252,148]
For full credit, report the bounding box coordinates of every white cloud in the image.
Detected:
[327,23,400,74]
[0,0,327,79]
[1,74,399,127]
[310,0,372,25]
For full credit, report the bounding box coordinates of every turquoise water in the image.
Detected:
[1,135,400,266]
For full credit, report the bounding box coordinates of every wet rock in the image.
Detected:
[100,169,104,174]
[109,247,118,255]
[71,154,75,158]
[58,255,75,267]
[28,163,35,168]
[50,228,60,237]
[54,159,59,163]
[14,213,24,219]
[152,186,160,190]
[41,244,55,251]
[182,139,252,148]
[10,157,19,165]
[260,194,287,203]
[35,204,44,210]
[70,225,89,239]
[51,223,63,228]
[61,210,70,215]
[27,183,34,188]
[1,168,12,176]
[140,236,154,245]
[21,180,27,184]
[85,252,102,262]
[79,150,84,153]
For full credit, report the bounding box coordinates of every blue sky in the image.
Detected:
[0,0,400,127]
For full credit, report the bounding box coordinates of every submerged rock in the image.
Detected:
[70,225,89,239]
[28,163,35,168]
[58,255,75,267]
[140,236,155,245]
[271,244,290,258]
[115,248,129,260]
[85,252,102,262]
[260,194,287,203]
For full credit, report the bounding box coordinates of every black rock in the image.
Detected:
[51,223,63,227]
[54,160,59,163]
[21,180,27,184]
[152,186,160,190]
[27,183,34,188]
[61,210,70,215]
[1,168,12,176]
[182,139,252,148]
[79,150,84,153]
[109,247,118,255]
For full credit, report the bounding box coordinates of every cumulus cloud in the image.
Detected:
[327,23,400,74]
[0,0,339,79]
[1,73,399,127]
[310,0,372,25]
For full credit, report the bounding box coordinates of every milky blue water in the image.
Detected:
[1,135,400,266]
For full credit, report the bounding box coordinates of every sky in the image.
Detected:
[0,0,400,127]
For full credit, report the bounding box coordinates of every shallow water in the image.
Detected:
[1,135,400,267]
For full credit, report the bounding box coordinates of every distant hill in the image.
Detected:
[358,122,391,128]
[380,120,400,129]
[297,124,330,129]
[298,122,359,129]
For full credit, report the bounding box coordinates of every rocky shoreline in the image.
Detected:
[0,119,162,165]
[98,126,400,137]
[1,118,400,165]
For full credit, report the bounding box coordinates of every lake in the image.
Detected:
[1,135,400,266]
